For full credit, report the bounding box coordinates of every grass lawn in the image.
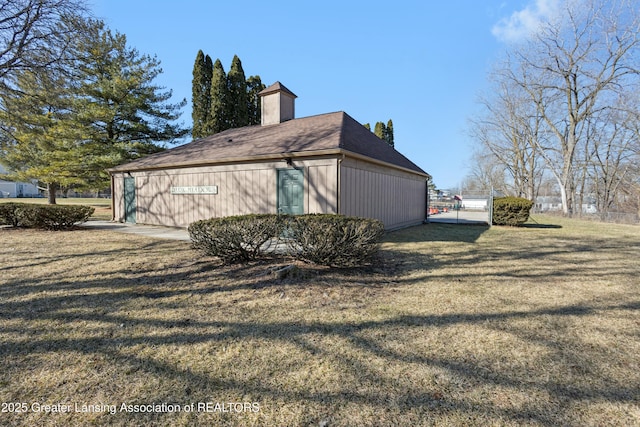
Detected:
[0,215,639,426]
[0,197,112,221]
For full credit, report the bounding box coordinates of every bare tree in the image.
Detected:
[614,95,640,218]
[582,100,637,217]
[464,146,509,195]
[469,78,544,199]
[618,163,640,218]
[0,0,87,96]
[498,0,640,215]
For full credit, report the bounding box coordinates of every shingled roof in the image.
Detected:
[109,111,428,176]
[258,81,297,98]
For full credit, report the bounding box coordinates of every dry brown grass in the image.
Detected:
[1,215,639,426]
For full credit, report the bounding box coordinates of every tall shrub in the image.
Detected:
[492,197,533,226]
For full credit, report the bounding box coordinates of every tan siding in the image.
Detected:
[339,157,426,230]
[250,170,258,212]
[112,174,125,221]
[120,158,337,227]
[221,171,229,217]
[307,167,317,213]
[241,171,249,213]
[258,169,269,213]
[308,163,337,214]
[137,174,147,224]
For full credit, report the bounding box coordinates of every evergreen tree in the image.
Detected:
[70,20,188,189]
[0,68,78,204]
[374,121,385,140]
[246,75,265,125]
[203,55,213,130]
[385,119,394,147]
[368,120,394,147]
[191,50,212,139]
[226,55,248,128]
[192,51,265,133]
[363,123,371,131]
[209,59,228,133]
[0,19,189,202]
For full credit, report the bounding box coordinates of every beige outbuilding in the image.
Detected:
[108,82,429,230]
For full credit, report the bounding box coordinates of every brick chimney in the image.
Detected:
[258,82,297,126]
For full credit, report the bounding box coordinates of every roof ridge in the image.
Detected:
[335,111,345,149]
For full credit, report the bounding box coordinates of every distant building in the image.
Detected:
[534,196,597,214]
[462,196,489,211]
[0,164,39,198]
[534,196,562,212]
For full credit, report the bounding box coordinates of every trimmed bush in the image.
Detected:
[0,203,94,230]
[287,214,385,267]
[188,214,284,263]
[0,203,21,227]
[492,197,533,226]
[17,204,95,230]
[188,213,385,267]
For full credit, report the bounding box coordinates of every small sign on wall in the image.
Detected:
[171,185,218,195]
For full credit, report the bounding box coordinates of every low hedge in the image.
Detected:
[0,203,22,227]
[286,214,385,267]
[188,213,385,267]
[188,214,283,263]
[0,203,94,230]
[492,197,533,226]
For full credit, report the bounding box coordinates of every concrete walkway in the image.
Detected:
[81,220,191,241]
[427,210,491,225]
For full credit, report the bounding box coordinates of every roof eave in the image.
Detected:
[109,148,429,179]
[108,149,345,174]
[339,149,431,178]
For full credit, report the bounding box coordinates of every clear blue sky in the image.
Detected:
[91,0,547,190]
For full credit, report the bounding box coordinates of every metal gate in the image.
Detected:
[427,189,493,225]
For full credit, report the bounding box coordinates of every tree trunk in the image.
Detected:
[559,182,569,215]
[577,169,586,217]
[47,182,58,204]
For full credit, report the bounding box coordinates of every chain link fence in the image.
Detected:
[541,210,640,225]
[427,190,494,225]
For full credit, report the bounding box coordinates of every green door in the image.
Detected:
[124,177,136,223]
[277,169,304,215]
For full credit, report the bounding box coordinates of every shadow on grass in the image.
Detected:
[1,273,639,426]
[520,216,563,229]
[516,214,563,229]
[2,224,639,426]
[520,223,563,229]
[385,222,491,244]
